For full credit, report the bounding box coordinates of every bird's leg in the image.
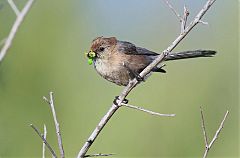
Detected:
[113,96,128,105]
[122,62,145,82]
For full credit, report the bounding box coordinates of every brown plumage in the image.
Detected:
[88,36,216,86]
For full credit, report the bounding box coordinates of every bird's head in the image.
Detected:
[88,37,117,60]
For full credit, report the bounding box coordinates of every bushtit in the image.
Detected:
[87,36,216,86]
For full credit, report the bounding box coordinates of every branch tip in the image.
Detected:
[43,96,50,104]
[163,0,182,21]
[199,20,209,25]
[50,91,54,96]
[122,103,175,117]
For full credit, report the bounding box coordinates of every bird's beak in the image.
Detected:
[85,50,97,65]
[86,50,96,59]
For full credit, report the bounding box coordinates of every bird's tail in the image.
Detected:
[164,50,216,61]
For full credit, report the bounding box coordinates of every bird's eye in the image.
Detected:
[99,47,105,52]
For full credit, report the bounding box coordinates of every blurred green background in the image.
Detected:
[0,0,239,157]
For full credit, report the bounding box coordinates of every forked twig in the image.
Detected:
[181,5,189,33]
[43,92,65,158]
[163,0,207,33]
[200,107,229,158]
[30,124,57,158]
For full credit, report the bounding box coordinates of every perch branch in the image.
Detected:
[200,107,229,158]
[42,124,47,158]
[30,124,57,158]
[122,103,175,117]
[77,0,217,157]
[43,92,65,158]
[0,0,34,62]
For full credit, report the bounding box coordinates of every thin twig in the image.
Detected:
[199,20,209,25]
[0,0,34,62]
[44,92,65,158]
[200,107,209,148]
[43,124,47,158]
[7,0,20,16]
[208,111,229,148]
[181,5,189,34]
[164,2,207,32]
[200,108,229,158]
[122,103,175,117]
[30,124,57,158]
[77,1,218,157]
[84,153,115,157]
[163,0,182,21]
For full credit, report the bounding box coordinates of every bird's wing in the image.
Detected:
[118,41,159,56]
[136,47,159,56]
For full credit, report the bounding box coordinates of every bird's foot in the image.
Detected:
[113,96,129,105]
[136,74,145,82]
[123,62,144,82]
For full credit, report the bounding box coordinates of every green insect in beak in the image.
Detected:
[85,50,96,65]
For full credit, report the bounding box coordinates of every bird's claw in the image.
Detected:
[136,74,144,82]
[113,96,129,105]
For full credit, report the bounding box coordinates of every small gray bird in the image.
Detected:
[87,36,216,86]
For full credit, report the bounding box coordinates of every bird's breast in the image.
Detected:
[93,58,130,86]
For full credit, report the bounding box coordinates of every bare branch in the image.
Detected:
[208,111,229,148]
[84,153,115,157]
[43,124,47,158]
[77,0,218,157]
[30,124,57,158]
[7,0,20,16]
[122,103,175,117]
[0,0,34,62]
[181,5,189,34]
[44,92,65,158]
[200,108,229,158]
[163,1,208,33]
[200,107,209,148]
[163,0,182,21]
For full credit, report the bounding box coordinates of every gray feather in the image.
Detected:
[165,50,217,61]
